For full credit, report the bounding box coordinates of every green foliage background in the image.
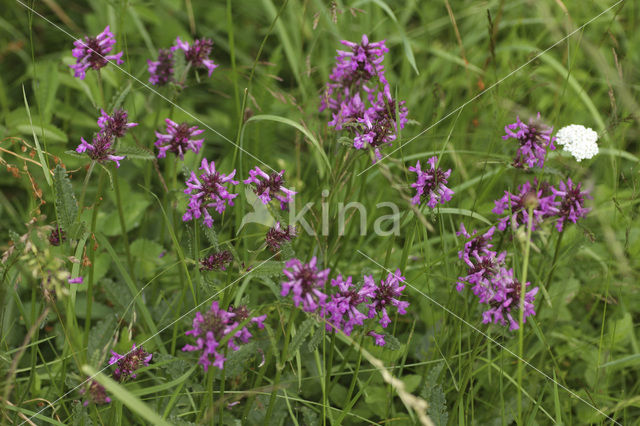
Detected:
[0,0,639,424]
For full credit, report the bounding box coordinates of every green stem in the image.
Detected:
[265,308,297,423]
[84,169,106,349]
[77,161,96,213]
[517,206,534,425]
[113,171,135,280]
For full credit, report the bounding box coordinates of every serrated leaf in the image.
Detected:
[115,145,155,160]
[305,324,324,353]
[53,165,78,233]
[247,260,285,279]
[87,317,116,365]
[201,223,219,249]
[286,317,316,362]
[422,362,448,426]
[107,81,132,112]
[225,341,258,376]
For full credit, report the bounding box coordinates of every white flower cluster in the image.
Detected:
[555,124,599,162]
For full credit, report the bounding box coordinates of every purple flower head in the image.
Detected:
[281,257,329,312]
[97,109,137,139]
[456,250,507,296]
[182,301,265,370]
[183,159,238,228]
[503,113,556,169]
[49,226,66,246]
[244,167,296,209]
[409,157,454,208]
[368,331,386,346]
[481,268,538,331]
[155,118,204,160]
[200,250,234,271]
[321,35,408,162]
[70,26,123,80]
[148,48,174,86]
[492,180,557,231]
[109,343,152,382]
[76,133,125,167]
[68,276,84,284]
[326,34,389,98]
[362,270,409,328]
[265,222,297,252]
[457,224,496,269]
[322,275,368,335]
[549,178,590,232]
[80,380,111,406]
[173,37,218,77]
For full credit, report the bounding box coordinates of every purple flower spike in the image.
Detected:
[81,380,111,406]
[49,226,66,246]
[321,35,408,162]
[362,270,409,328]
[70,26,123,80]
[322,275,368,335]
[281,257,329,313]
[368,331,386,346]
[98,109,137,139]
[76,133,125,167]
[182,301,265,371]
[68,276,83,284]
[492,180,557,231]
[155,119,204,160]
[244,167,296,209]
[173,37,218,77]
[200,250,234,271]
[109,343,152,382]
[265,222,297,252]
[503,113,555,169]
[409,157,454,208]
[549,178,590,232]
[183,159,238,228]
[148,48,174,86]
[481,268,538,331]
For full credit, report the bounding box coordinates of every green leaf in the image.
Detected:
[421,363,448,426]
[115,145,156,160]
[287,317,316,362]
[107,81,132,112]
[21,85,52,186]
[243,114,331,177]
[81,365,172,426]
[53,165,78,233]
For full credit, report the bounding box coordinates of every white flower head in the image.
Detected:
[555,124,599,162]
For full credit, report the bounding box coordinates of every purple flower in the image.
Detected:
[80,380,111,406]
[321,35,408,162]
[549,178,590,232]
[76,132,125,167]
[155,119,204,160]
[265,222,297,252]
[173,37,218,77]
[408,157,454,208]
[148,48,174,86]
[281,257,329,312]
[481,268,538,331]
[183,159,238,228]
[49,226,66,246]
[200,250,234,271]
[109,343,152,382]
[322,275,368,335]
[182,301,264,371]
[97,109,137,139]
[68,276,83,284]
[244,167,296,210]
[492,180,557,231]
[368,331,386,346]
[456,224,496,269]
[503,113,555,169]
[362,270,409,328]
[70,26,123,80]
